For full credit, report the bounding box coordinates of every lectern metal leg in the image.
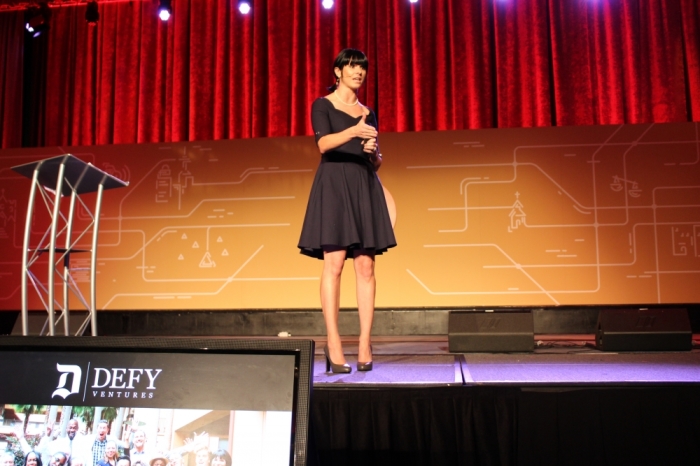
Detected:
[90,183,105,336]
[62,191,79,336]
[47,162,66,336]
[21,169,40,336]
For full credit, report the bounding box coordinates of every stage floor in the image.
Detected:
[311,336,700,386]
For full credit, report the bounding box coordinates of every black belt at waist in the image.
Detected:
[321,152,372,166]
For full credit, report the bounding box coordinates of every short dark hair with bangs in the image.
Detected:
[328,48,369,91]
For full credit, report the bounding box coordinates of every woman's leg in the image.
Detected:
[353,249,376,363]
[322,247,347,364]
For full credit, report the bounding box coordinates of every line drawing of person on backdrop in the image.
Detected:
[298,48,397,374]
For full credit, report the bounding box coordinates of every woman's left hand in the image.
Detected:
[362,138,382,171]
[362,137,377,154]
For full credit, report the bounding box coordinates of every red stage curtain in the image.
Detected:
[0,11,23,148]
[0,0,699,149]
[681,0,700,120]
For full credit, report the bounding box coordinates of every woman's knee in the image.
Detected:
[323,249,346,276]
[354,254,375,280]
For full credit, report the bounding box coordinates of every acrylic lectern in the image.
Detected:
[12,155,128,336]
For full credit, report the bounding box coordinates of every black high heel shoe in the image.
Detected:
[357,345,373,372]
[323,345,351,374]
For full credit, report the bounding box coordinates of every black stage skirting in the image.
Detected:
[309,385,700,465]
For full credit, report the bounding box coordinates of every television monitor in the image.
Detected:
[0,336,313,466]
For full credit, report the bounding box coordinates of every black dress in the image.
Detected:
[298,97,397,260]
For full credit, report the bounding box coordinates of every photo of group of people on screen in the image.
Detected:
[1,405,291,466]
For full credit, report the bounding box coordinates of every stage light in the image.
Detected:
[322,0,334,9]
[409,0,419,3]
[238,1,251,14]
[85,1,99,25]
[25,2,51,38]
[158,0,172,21]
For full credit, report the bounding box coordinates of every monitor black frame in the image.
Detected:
[0,336,314,466]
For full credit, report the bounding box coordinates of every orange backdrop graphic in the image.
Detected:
[0,122,699,310]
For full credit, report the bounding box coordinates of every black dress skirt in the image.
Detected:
[298,97,397,260]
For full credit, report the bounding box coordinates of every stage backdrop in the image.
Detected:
[0,122,699,310]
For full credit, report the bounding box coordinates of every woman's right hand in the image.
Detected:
[353,114,378,139]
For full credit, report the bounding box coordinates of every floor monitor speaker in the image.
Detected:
[448,310,534,353]
[596,308,692,351]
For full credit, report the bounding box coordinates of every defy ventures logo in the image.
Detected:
[52,364,82,399]
[91,367,162,399]
[51,362,163,401]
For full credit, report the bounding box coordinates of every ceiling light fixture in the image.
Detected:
[158,0,172,21]
[25,2,52,38]
[238,1,251,15]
